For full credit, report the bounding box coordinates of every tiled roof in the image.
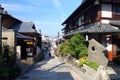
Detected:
[64,24,120,37]
[110,21,120,27]
[9,22,37,33]
[2,27,33,39]
[79,24,120,33]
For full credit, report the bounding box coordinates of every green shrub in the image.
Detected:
[85,61,99,71]
[79,56,87,66]
[58,33,88,59]
[0,64,21,80]
[69,33,88,58]
[58,41,71,56]
[0,65,9,80]
[0,44,21,80]
[79,57,99,70]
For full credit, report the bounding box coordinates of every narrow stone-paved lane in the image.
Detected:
[16,53,84,80]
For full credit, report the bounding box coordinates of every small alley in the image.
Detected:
[1,0,120,80]
[16,52,85,80]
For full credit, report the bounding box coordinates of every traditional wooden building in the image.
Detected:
[9,21,41,59]
[2,11,42,61]
[62,0,120,61]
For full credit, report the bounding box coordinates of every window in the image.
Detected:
[113,6,120,14]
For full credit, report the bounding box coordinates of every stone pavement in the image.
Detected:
[16,58,34,75]
[16,52,88,80]
[107,62,120,80]
[16,49,120,80]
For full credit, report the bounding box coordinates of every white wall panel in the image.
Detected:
[101,19,110,24]
[102,4,112,18]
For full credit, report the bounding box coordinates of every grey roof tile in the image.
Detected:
[79,24,120,33]
[64,24,120,37]
[110,21,120,27]
[9,22,37,33]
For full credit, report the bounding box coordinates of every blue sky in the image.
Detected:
[1,0,82,38]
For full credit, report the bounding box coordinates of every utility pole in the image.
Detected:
[0,5,4,54]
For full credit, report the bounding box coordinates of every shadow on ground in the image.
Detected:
[108,61,120,80]
[18,55,75,80]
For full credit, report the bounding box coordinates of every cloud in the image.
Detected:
[52,0,62,9]
[2,4,22,11]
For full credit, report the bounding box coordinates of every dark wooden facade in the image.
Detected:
[2,12,21,28]
[62,0,120,34]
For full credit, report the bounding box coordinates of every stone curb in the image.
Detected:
[57,57,92,80]
[66,62,90,80]
[83,64,96,74]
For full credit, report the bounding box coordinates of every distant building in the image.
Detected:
[62,0,120,61]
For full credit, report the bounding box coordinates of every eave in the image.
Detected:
[62,0,96,25]
[64,24,120,37]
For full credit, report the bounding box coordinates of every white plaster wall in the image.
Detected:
[16,46,21,59]
[2,31,15,47]
[102,4,112,18]
[101,19,110,24]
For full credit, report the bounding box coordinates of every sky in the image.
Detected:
[1,0,82,38]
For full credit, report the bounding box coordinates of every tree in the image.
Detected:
[58,33,88,59]
[58,40,70,56]
[69,33,88,58]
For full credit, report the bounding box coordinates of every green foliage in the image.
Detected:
[58,41,70,56]
[0,44,21,80]
[0,64,21,80]
[58,33,88,58]
[2,42,7,56]
[79,57,99,70]
[85,61,99,71]
[69,33,88,58]
[0,65,9,80]
[9,46,16,65]
[58,33,99,70]
[79,56,87,66]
